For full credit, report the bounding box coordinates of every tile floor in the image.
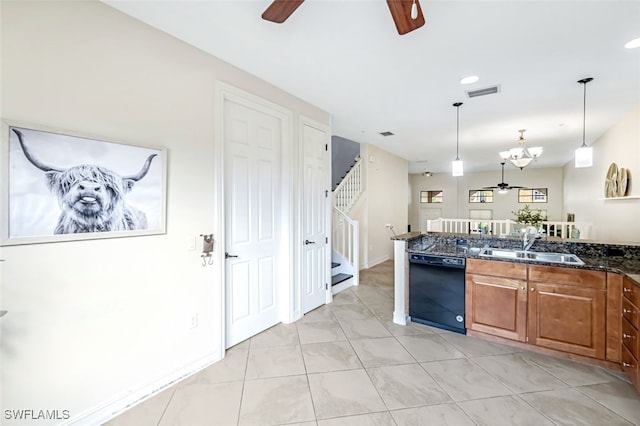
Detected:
[105,261,640,426]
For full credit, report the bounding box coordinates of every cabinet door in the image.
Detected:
[606,272,622,363]
[528,281,606,359]
[466,273,527,342]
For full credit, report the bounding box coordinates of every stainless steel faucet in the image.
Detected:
[523,228,538,251]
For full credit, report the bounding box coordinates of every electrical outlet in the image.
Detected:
[186,235,196,251]
[189,313,198,329]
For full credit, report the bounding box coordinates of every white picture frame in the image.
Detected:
[0,121,167,245]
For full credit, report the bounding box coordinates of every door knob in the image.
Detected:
[225,252,238,259]
[304,240,316,245]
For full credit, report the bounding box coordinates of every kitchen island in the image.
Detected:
[392,231,640,392]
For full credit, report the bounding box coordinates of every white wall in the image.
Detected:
[409,167,564,230]
[0,1,328,425]
[361,144,408,268]
[563,107,640,243]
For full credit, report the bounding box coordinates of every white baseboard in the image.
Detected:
[365,254,390,269]
[393,311,409,325]
[66,351,222,426]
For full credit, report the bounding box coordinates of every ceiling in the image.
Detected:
[102,0,640,174]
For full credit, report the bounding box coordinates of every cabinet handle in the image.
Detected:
[624,287,632,293]
[530,288,535,292]
[521,286,526,290]
[623,308,634,314]
[623,333,635,339]
[623,362,635,368]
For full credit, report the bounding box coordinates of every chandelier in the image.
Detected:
[499,129,543,169]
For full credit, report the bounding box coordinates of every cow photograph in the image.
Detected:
[2,124,166,244]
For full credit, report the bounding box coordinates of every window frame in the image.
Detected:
[518,188,548,203]
[419,190,443,204]
[468,189,494,203]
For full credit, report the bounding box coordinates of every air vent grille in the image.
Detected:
[466,85,501,98]
[379,131,395,137]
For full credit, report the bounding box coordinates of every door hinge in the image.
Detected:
[325,190,328,197]
[325,283,328,290]
[325,144,328,151]
[325,237,328,244]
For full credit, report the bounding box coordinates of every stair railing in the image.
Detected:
[333,158,362,214]
[333,207,359,284]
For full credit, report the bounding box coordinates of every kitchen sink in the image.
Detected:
[479,247,584,265]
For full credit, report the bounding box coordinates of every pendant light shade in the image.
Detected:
[452,102,464,176]
[575,77,594,168]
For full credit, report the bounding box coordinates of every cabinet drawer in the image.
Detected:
[623,298,640,329]
[622,344,639,390]
[622,317,639,359]
[466,258,527,280]
[623,276,640,307]
[529,265,605,290]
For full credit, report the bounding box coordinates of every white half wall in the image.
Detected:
[0,1,329,425]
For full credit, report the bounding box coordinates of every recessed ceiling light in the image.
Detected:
[379,131,394,137]
[625,38,640,49]
[460,75,479,85]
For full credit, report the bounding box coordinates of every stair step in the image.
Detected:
[331,262,340,268]
[331,273,353,286]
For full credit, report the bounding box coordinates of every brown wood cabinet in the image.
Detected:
[466,259,527,342]
[528,265,606,359]
[465,259,607,360]
[622,275,640,391]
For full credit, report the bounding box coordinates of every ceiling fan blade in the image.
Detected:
[262,0,305,23]
[386,0,426,35]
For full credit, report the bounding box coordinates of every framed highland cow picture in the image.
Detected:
[0,121,167,245]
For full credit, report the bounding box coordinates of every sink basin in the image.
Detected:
[479,248,584,265]
[481,248,526,259]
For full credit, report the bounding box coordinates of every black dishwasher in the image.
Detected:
[409,254,466,334]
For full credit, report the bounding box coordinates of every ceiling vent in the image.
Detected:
[379,131,395,137]
[466,85,501,98]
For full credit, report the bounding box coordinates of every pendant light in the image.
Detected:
[452,102,464,176]
[575,77,594,168]
[499,129,543,169]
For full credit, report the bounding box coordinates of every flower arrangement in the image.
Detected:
[512,204,547,228]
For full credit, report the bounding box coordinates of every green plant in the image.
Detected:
[512,204,547,228]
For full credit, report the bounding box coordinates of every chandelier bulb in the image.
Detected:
[411,0,418,19]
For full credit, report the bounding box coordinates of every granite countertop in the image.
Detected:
[401,232,640,286]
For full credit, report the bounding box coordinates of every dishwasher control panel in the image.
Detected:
[409,254,465,268]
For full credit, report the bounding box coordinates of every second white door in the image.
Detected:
[301,121,329,314]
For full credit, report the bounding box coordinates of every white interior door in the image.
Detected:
[301,121,329,314]
[224,98,282,347]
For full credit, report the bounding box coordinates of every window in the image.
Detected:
[420,190,443,203]
[469,190,494,203]
[518,188,548,203]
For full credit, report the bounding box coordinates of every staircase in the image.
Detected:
[331,158,362,295]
